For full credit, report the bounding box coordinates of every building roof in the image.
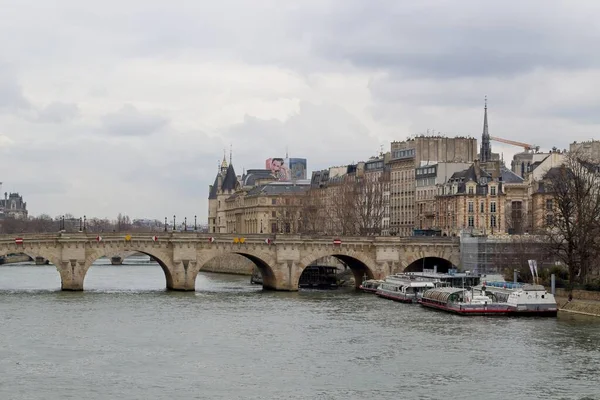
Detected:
[500,167,524,184]
[242,169,274,187]
[221,164,238,191]
[208,175,219,200]
[246,182,309,197]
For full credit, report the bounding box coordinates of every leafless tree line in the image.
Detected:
[0,213,168,234]
[541,150,600,287]
[277,171,389,236]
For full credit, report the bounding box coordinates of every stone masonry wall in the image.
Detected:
[201,254,255,275]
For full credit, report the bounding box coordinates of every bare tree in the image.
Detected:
[543,151,600,287]
[355,170,390,235]
[298,188,324,234]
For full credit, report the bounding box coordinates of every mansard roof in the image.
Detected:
[242,169,274,187]
[246,182,309,197]
[500,167,524,184]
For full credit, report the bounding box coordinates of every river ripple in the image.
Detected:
[1,261,599,400]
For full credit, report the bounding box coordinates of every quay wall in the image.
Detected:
[554,288,600,302]
[201,254,254,275]
[200,255,346,276]
[553,289,600,318]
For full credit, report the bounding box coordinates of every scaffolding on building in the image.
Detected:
[460,231,549,275]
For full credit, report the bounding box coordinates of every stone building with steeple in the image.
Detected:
[478,97,502,178]
[208,150,239,233]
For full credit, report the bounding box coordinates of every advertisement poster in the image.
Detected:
[265,158,307,181]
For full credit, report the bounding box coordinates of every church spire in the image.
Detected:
[480,96,492,162]
[220,149,228,172]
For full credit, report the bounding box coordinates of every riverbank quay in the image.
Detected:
[556,296,600,317]
[551,288,600,317]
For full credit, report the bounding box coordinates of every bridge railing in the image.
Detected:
[0,232,461,245]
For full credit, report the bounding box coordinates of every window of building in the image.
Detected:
[285,223,291,233]
[480,202,484,213]
[468,216,474,227]
[490,202,496,213]
[491,215,497,228]
[546,214,554,226]
[272,199,276,205]
[271,223,278,233]
[468,186,474,195]
[468,201,473,213]
[272,211,276,217]
[546,199,553,211]
[490,186,496,196]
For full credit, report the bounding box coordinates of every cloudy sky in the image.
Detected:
[1,0,599,222]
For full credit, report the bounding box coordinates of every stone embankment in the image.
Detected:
[202,254,254,275]
[554,288,600,317]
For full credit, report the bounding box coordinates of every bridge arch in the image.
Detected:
[82,247,175,290]
[0,247,63,289]
[197,246,278,290]
[297,248,377,289]
[403,256,456,273]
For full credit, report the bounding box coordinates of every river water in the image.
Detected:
[1,258,599,400]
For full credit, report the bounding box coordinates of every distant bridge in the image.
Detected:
[0,233,460,291]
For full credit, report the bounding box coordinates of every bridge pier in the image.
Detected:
[167,260,199,291]
[262,261,300,291]
[57,261,85,291]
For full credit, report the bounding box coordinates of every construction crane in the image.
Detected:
[490,136,539,152]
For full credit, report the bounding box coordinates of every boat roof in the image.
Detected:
[422,287,466,302]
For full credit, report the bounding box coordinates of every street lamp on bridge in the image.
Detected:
[173,215,176,231]
[194,215,197,231]
[184,217,187,231]
[164,217,167,232]
[83,215,87,232]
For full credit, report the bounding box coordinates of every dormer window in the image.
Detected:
[468,186,474,195]
[490,186,496,196]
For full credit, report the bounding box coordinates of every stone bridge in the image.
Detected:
[0,233,461,291]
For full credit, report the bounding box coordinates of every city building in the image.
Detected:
[389,136,478,236]
[224,180,310,234]
[363,154,391,236]
[208,152,240,233]
[570,139,600,160]
[511,151,553,179]
[208,150,313,235]
[435,161,506,236]
[0,186,28,220]
[415,162,473,232]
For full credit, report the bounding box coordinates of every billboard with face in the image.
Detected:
[265,157,307,181]
[266,158,291,181]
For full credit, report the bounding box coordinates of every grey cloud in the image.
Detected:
[101,104,169,136]
[222,101,381,173]
[303,0,600,79]
[0,64,31,112]
[34,102,80,123]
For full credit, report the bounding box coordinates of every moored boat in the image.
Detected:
[359,279,383,293]
[419,285,558,317]
[505,284,558,317]
[419,287,513,315]
[376,276,435,303]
